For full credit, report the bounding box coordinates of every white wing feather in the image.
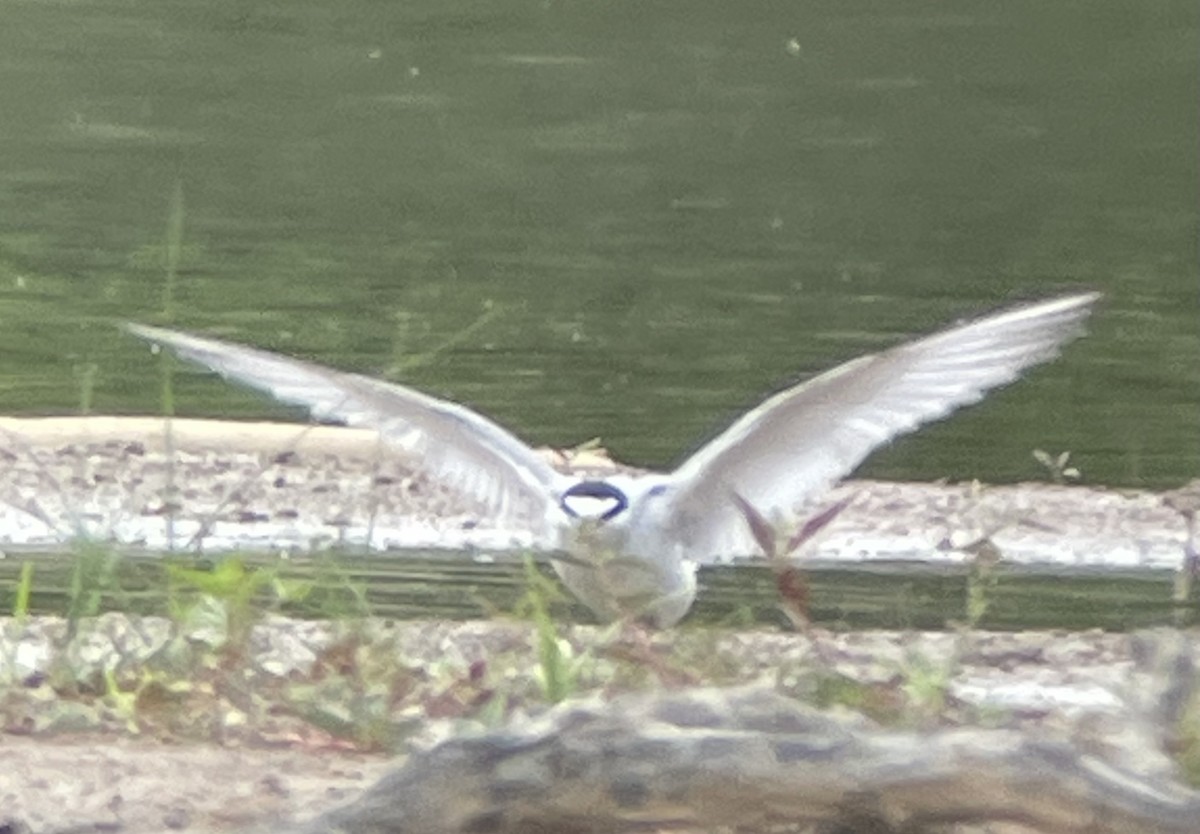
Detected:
[123,324,566,527]
[662,293,1100,561]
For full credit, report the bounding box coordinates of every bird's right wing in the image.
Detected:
[124,324,568,527]
[658,293,1100,561]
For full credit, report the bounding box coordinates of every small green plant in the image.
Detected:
[11,561,33,622]
[900,650,955,721]
[102,667,156,733]
[809,671,892,717]
[963,539,1003,629]
[1,561,36,688]
[519,556,585,703]
[295,554,372,619]
[64,542,125,639]
[1032,448,1081,484]
[165,556,309,654]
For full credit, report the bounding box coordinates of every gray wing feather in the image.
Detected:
[663,293,1100,561]
[124,324,565,527]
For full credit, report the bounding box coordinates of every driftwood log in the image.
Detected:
[297,633,1200,834]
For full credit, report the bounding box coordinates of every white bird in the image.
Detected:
[125,292,1099,626]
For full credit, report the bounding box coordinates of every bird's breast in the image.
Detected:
[553,520,696,627]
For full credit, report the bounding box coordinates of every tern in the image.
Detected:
[125,292,1098,626]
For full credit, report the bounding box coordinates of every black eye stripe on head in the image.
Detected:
[560,480,629,521]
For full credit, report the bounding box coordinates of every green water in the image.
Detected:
[0,0,1196,486]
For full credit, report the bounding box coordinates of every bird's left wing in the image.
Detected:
[124,324,568,528]
[657,293,1100,562]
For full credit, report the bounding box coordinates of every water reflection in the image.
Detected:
[0,0,1195,487]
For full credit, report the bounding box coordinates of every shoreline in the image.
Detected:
[0,416,1190,571]
[0,417,1195,832]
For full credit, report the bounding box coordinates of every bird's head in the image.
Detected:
[559,479,628,522]
[559,476,669,526]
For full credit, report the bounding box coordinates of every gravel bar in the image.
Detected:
[0,416,1192,571]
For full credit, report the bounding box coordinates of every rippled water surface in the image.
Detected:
[1,0,1196,487]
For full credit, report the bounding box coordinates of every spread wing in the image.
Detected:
[124,324,567,527]
[660,293,1100,561]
